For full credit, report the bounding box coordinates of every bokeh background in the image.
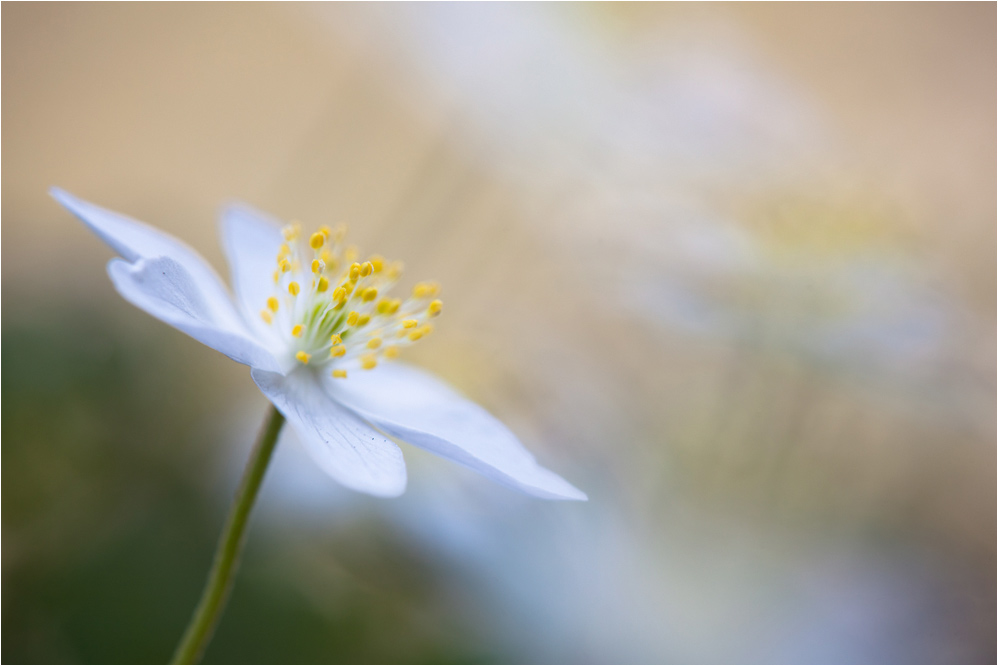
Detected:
[3,3,995,663]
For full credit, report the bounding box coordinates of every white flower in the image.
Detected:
[53,188,586,501]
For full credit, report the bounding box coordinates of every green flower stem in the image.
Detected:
[171,405,286,664]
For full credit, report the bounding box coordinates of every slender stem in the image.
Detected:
[171,405,286,664]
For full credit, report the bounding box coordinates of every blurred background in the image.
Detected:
[3,3,994,663]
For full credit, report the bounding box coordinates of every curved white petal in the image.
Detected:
[219,203,285,344]
[52,187,244,332]
[109,257,283,372]
[252,368,407,497]
[325,363,587,501]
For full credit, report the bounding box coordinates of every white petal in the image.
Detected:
[219,203,285,343]
[252,368,407,497]
[326,364,587,501]
[52,187,244,332]
[109,257,283,372]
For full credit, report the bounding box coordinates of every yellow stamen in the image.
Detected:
[363,288,378,302]
[279,259,291,273]
[267,297,280,312]
[361,354,378,370]
[309,232,325,249]
[330,345,346,357]
[316,276,329,292]
[413,281,439,299]
[311,259,323,274]
[360,261,373,277]
[332,287,346,302]
[330,334,342,345]
[319,225,332,238]
[369,255,385,273]
[278,243,291,257]
[383,346,399,359]
[402,319,418,328]
[283,224,300,242]
[296,351,311,364]
[332,369,347,379]
[272,270,280,284]
[428,299,442,316]
[408,329,423,341]
[349,263,361,281]
[260,310,273,324]
[288,281,300,296]
[357,314,371,326]
[292,324,304,338]
[347,311,359,326]
[367,337,382,350]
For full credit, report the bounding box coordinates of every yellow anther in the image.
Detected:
[330,345,346,357]
[402,319,418,328]
[377,298,401,315]
[357,314,371,326]
[283,224,300,241]
[369,255,385,273]
[363,288,378,302]
[360,354,378,370]
[311,259,323,274]
[320,249,334,264]
[279,243,291,256]
[367,337,382,350]
[292,324,304,338]
[383,346,399,359]
[272,270,280,284]
[260,310,273,324]
[428,299,443,316]
[279,259,292,273]
[296,351,311,364]
[317,276,329,292]
[332,369,347,379]
[288,281,300,296]
[340,282,354,296]
[319,225,332,238]
[267,297,280,312]
[347,311,359,326]
[330,334,342,345]
[360,261,373,277]
[332,287,346,302]
[407,329,423,341]
[420,323,434,335]
[309,232,325,250]
[349,263,361,281]
[413,282,439,299]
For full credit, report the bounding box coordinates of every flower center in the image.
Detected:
[258,222,441,378]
